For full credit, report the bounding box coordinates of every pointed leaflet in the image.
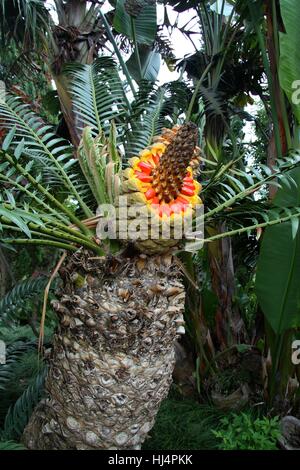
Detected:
[0,207,31,238]
[2,126,16,151]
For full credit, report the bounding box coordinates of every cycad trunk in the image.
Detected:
[22,250,185,450]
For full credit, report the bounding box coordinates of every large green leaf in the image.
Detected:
[113,0,157,45]
[256,168,300,334]
[279,0,300,124]
[127,45,161,82]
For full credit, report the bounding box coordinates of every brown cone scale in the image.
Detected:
[152,122,199,203]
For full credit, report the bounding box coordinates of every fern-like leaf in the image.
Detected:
[68,57,130,137]
[0,276,48,321]
[0,440,25,450]
[0,341,37,391]
[3,367,47,440]
[0,97,92,218]
[125,83,167,157]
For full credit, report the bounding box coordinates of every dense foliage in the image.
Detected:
[0,0,300,450]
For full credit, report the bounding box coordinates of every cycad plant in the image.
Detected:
[1,55,300,449]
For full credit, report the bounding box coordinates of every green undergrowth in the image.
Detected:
[143,391,225,450]
[143,389,280,450]
[212,412,280,450]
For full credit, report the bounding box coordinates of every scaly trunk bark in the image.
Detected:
[207,225,245,348]
[22,250,185,450]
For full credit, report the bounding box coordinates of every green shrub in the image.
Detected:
[212,412,280,450]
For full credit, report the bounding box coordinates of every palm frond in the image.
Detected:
[186,153,300,249]
[205,154,300,217]
[3,367,46,440]
[0,96,93,218]
[161,81,192,121]
[200,86,227,119]
[0,0,49,48]
[0,341,37,391]
[0,276,48,322]
[0,440,25,450]
[125,82,168,157]
[0,146,102,246]
[67,57,131,138]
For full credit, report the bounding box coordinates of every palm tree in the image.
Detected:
[0,53,299,448]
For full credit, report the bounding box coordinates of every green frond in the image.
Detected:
[125,83,167,157]
[0,276,48,322]
[124,80,194,158]
[0,149,101,243]
[0,159,69,225]
[78,125,121,206]
[68,62,193,161]
[3,367,46,440]
[0,341,37,391]
[0,0,49,49]
[0,96,93,218]
[162,81,193,122]
[203,207,300,243]
[0,325,39,344]
[202,153,300,218]
[67,57,130,138]
[0,440,25,450]
[186,153,300,249]
[0,201,47,239]
[200,86,227,119]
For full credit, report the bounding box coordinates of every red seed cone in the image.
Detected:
[121,123,203,254]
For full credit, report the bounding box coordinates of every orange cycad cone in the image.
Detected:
[122,123,203,254]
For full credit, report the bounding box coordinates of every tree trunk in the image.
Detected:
[207,224,246,349]
[204,121,246,349]
[51,0,106,146]
[22,250,185,450]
